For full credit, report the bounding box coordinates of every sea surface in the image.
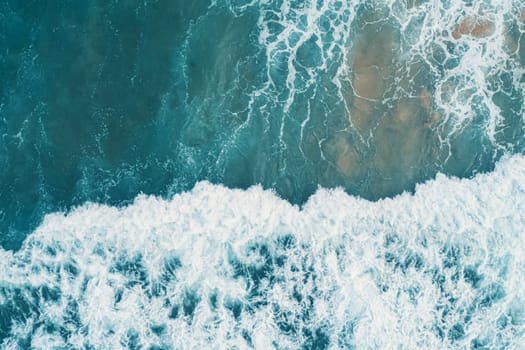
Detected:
[0,0,524,348]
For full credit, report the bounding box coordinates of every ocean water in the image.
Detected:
[0,0,524,348]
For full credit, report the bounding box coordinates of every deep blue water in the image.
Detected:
[1,0,524,348]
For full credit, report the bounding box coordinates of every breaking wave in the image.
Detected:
[1,154,524,349]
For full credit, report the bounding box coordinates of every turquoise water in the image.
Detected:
[1,0,525,348]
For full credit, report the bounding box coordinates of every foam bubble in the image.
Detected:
[1,154,524,348]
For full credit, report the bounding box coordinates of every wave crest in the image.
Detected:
[0,155,524,348]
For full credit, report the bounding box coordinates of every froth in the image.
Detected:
[1,154,524,348]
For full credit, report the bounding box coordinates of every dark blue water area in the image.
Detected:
[0,0,524,250]
[0,0,221,249]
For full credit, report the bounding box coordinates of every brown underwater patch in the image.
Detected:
[424,111,441,128]
[393,103,414,124]
[347,28,395,134]
[323,134,359,177]
[419,88,431,110]
[452,16,495,40]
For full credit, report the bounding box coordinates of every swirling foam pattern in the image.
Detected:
[0,154,524,349]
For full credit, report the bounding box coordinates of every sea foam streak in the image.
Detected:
[0,155,524,349]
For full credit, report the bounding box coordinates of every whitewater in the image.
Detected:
[0,154,523,349]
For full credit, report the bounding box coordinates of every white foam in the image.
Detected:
[1,154,524,349]
[226,0,525,156]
